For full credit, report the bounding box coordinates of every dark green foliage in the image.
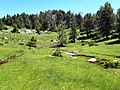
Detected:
[116,8,120,39]
[0,20,4,30]
[82,13,94,37]
[36,27,41,35]
[69,16,77,43]
[1,10,82,32]
[11,24,19,33]
[65,11,73,28]
[57,22,67,47]
[96,2,114,39]
[4,27,8,30]
[104,61,119,69]
[26,37,37,48]
[52,48,62,57]
[75,13,82,29]
[41,20,50,31]
[80,40,87,46]
[1,2,120,42]
[69,26,77,43]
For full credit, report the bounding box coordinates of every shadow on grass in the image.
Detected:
[106,40,120,45]
[77,33,97,40]
[95,38,109,43]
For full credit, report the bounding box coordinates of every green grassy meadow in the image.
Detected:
[0,31,120,90]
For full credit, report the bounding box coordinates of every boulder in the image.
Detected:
[88,58,97,63]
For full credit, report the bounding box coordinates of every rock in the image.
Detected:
[88,58,97,63]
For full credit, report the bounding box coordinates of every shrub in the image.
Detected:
[0,21,4,30]
[26,37,37,48]
[11,25,19,33]
[104,61,119,69]
[52,48,62,57]
[4,27,8,30]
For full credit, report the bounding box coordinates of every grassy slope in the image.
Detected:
[0,31,120,90]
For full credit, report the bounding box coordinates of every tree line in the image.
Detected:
[0,2,120,41]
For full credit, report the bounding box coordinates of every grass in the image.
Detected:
[0,31,120,90]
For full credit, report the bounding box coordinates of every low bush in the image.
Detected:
[52,48,62,57]
[104,61,119,69]
[4,27,8,30]
[26,37,37,48]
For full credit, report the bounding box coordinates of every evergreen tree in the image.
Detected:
[41,20,50,31]
[75,13,82,29]
[11,24,19,33]
[57,22,67,47]
[97,2,114,39]
[65,11,73,28]
[0,20,4,30]
[116,8,120,39]
[69,17,77,43]
[69,26,77,43]
[82,13,94,37]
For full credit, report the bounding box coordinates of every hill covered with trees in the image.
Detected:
[0,2,120,41]
[1,2,120,90]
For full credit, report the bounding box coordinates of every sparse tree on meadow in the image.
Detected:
[57,22,67,47]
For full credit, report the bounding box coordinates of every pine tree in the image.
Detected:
[69,26,77,43]
[75,13,82,29]
[82,13,94,37]
[0,20,4,30]
[69,17,77,43]
[11,24,19,33]
[97,2,114,39]
[57,22,67,47]
[116,8,120,39]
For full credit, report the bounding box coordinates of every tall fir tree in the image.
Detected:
[116,8,120,39]
[0,20,4,30]
[69,17,77,43]
[57,22,67,47]
[82,13,94,37]
[96,2,114,39]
